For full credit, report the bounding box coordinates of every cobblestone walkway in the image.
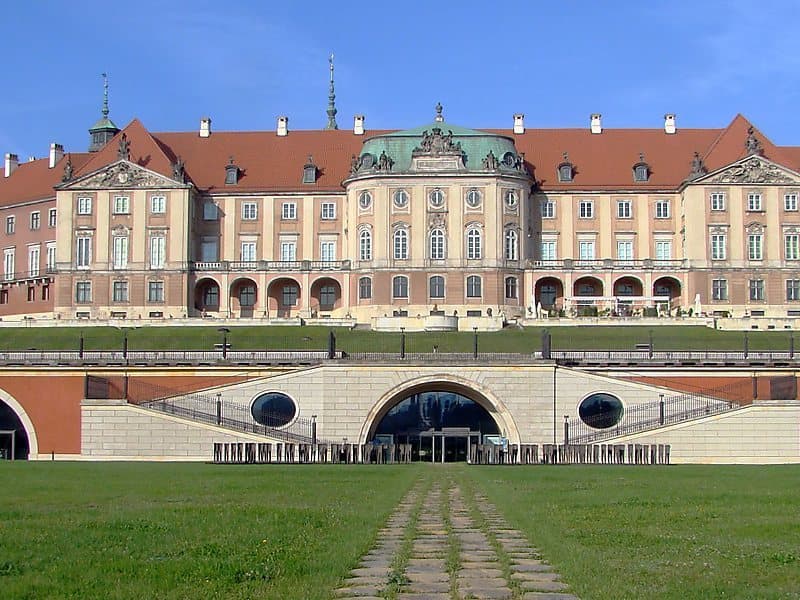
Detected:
[334,476,579,600]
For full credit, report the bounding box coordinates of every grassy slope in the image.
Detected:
[0,324,795,352]
[459,465,800,600]
[0,463,419,600]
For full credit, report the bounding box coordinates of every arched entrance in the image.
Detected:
[268,277,302,318]
[230,277,258,318]
[535,277,564,311]
[310,277,341,316]
[362,377,517,462]
[653,276,681,300]
[613,276,643,297]
[0,398,32,460]
[194,277,220,315]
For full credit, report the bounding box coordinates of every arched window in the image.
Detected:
[429,275,445,299]
[504,229,518,261]
[393,275,409,298]
[359,229,372,261]
[466,275,482,298]
[393,228,409,260]
[505,276,517,299]
[430,228,445,260]
[358,276,372,299]
[466,227,482,260]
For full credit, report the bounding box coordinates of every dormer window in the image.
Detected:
[303,155,317,184]
[633,153,650,182]
[557,152,574,182]
[225,157,239,185]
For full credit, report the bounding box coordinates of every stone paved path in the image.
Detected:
[334,475,579,600]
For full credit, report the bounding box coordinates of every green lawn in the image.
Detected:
[1,464,798,599]
[0,324,795,353]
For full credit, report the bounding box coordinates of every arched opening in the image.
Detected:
[230,277,258,318]
[0,399,30,460]
[653,276,681,300]
[535,277,564,312]
[194,277,220,316]
[366,382,505,462]
[573,276,603,297]
[310,277,341,316]
[613,276,643,297]
[267,277,302,318]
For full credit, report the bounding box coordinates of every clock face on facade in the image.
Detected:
[393,189,409,208]
[466,188,482,208]
[429,188,445,208]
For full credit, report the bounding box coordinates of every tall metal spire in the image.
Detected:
[88,72,120,152]
[326,54,338,130]
[101,72,110,118]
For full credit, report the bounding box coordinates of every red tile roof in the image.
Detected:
[0,153,92,207]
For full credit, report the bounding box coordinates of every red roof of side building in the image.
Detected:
[0,153,92,207]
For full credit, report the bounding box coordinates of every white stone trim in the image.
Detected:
[0,387,38,458]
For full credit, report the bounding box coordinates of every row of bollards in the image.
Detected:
[212,441,413,464]
[540,443,671,465]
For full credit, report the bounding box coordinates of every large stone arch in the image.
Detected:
[358,373,520,445]
[0,388,38,459]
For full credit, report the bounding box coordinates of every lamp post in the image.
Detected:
[659,393,665,425]
[311,415,317,446]
[216,392,222,425]
[473,326,478,359]
[218,327,230,359]
[648,329,654,359]
[400,327,406,359]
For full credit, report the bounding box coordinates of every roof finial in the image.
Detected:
[325,53,338,130]
[435,102,444,122]
[101,72,110,118]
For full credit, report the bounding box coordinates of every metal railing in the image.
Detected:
[566,380,750,444]
[553,350,794,362]
[529,258,687,270]
[190,260,350,272]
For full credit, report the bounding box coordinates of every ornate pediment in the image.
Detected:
[59,160,188,190]
[701,156,800,185]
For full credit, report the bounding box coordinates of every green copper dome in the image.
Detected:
[355,121,525,174]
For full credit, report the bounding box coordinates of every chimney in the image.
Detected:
[199,117,212,138]
[513,113,525,134]
[353,114,365,135]
[664,113,676,134]
[590,113,602,134]
[28,156,36,162]
[4,153,18,177]
[277,116,289,137]
[49,143,64,168]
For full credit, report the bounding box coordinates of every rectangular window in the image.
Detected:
[240,241,256,262]
[113,236,128,269]
[711,234,727,260]
[578,240,595,260]
[26,286,35,302]
[200,238,218,262]
[282,202,297,220]
[76,237,91,268]
[28,245,40,277]
[150,236,166,269]
[655,200,670,219]
[148,281,164,303]
[30,211,40,230]
[3,248,14,281]
[41,285,49,301]
[75,281,91,303]
[785,193,798,211]
[617,200,631,219]
[466,275,482,298]
[712,279,728,301]
[359,277,372,300]
[320,241,336,262]
[280,241,296,261]
[579,200,593,219]
[541,241,557,261]
[393,276,408,299]
[282,285,299,306]
[46,242,56,271]
[77,197,92,215]
[48,208,57,227]
[151,195,166,214]
[321,202,336,220]
[749,279,765,301]
[787,280,800,301]
[242,202,258,220]
[541,200,555,219]
[113,195,130,214]
[710,192,726,211]
[748,234,763,260]
[786,234,800,260]
[747,193,762,211]
[112,281,129,302]
[203,201,218,220]
[616,241,633,261]
[655,240,672,261]
[5,216,15,234]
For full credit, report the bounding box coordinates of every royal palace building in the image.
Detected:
[3,77,800,328]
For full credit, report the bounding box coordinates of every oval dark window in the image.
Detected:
[578,393,623,429]
[251,392,296,428]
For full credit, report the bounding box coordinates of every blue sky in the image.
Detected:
[2,0,799,160]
